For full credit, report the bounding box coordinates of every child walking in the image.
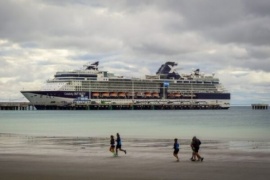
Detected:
[173,138,180,162]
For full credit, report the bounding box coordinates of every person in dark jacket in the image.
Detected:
[115,133,127,156]
[190,139,196,161]
[190,136,204,162]
[173,138,180,162]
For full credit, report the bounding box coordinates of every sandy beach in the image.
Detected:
[1,134,270,180]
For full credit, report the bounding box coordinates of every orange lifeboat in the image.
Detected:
[144,92,152,97]
[174,93,181,98]
[102,92,110,97]
[92,92,100,97]
[168,93,175,98]
[152,92,159,98]
[110,92,118,97]
[118,92,126,98]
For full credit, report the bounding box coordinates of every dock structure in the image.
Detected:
[0,102,35,110]
[251,104,268,110]
[0,102,228,110]
[34,103,225,110]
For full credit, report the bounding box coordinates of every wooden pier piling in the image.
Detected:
[0,102,35,110]
[251,104,268,110]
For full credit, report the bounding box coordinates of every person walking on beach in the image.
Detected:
[115,133,127,156]
[173,138,180,162]
[190,138,196,161]
[109,135,116,156]
[190,136,204,162]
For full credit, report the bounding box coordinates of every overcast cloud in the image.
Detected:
[0,0,270,105]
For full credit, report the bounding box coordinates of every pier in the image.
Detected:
[251,104,268,110]
[0,102,35,110]
[34,104,226,110]
[0,102,228,110]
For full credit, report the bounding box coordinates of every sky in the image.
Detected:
[0,0,270,105]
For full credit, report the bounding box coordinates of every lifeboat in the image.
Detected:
[174,93,181,98]
[118,92,126,97]
[152,92,159,98]
[144,92,152,97]
[167,93,175,98]
[92,92,100,97]
[110,92,118,97]
[101,92,110,97]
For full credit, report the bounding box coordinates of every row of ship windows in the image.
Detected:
[33,91,219,98]
[80,84,216,88]
[67,89,218,93]
[80,87,216,90]
[81,81,218,85]
[79,86,217,90]
[57,77,219,84]
[65,85,218,91]
[107,79,219,84]
[67,87,217,91]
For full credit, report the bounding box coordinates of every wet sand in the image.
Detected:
[1,134,270,180]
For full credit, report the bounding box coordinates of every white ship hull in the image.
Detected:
[22,91,230,109]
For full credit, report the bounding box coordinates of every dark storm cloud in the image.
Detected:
[1,0,270,45]
[0,1,40,42]
[1,0,269,55]
[206,17,270,46]
[245,44,270,57]
[158,0,270,46]
[244,0,270,17]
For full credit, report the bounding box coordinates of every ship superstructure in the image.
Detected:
[21,61,230,109]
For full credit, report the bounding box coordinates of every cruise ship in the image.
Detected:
[21,61,230,109]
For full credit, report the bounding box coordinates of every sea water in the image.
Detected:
[0,107,269,141]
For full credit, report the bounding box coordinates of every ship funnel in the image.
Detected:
[156,62,180,79]
[85,61,99,70]
[194,69,200,75]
